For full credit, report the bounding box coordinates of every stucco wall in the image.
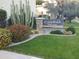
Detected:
[0,0,36,19]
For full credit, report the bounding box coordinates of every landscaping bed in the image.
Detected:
[4,21,79,59]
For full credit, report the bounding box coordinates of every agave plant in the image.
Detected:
[10,0,34,28]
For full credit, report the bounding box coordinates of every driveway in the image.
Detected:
[0,50,42,59]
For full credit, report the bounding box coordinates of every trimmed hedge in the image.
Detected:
[50,30,63,34]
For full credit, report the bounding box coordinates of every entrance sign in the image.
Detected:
[43,19,64,26]
[36,18,64,34]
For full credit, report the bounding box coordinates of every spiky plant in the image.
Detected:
[10,0,34,28]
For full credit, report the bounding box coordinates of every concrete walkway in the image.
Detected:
[0,50,42,59]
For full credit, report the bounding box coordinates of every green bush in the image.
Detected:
[0,9,7,28]
[50,30,63,34]
[66,26,75,34]
[9,24,31,43]
[36,0,43,5]
[0,28,12,49]
[0,9,7,21]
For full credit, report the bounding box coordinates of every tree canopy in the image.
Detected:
[46,1,79,22]
[36,0,43,5]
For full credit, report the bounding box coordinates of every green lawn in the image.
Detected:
[5,22,79,59]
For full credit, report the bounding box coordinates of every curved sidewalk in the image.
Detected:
[0,50,42,59]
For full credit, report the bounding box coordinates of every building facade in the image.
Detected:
[36,0,58,16]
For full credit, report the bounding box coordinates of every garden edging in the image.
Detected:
[8,34,40,47]
[8,33,76,47]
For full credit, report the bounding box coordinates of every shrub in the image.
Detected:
[66,26,75,34]
[0,9,7,21]
[9,24,31,43]
[36,0,43,5]
[50,30,63,34]
[0,9,7,28]
[0,28,12,49]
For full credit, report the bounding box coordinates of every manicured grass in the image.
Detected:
[5,22,79,59]
[5,35,79,59]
